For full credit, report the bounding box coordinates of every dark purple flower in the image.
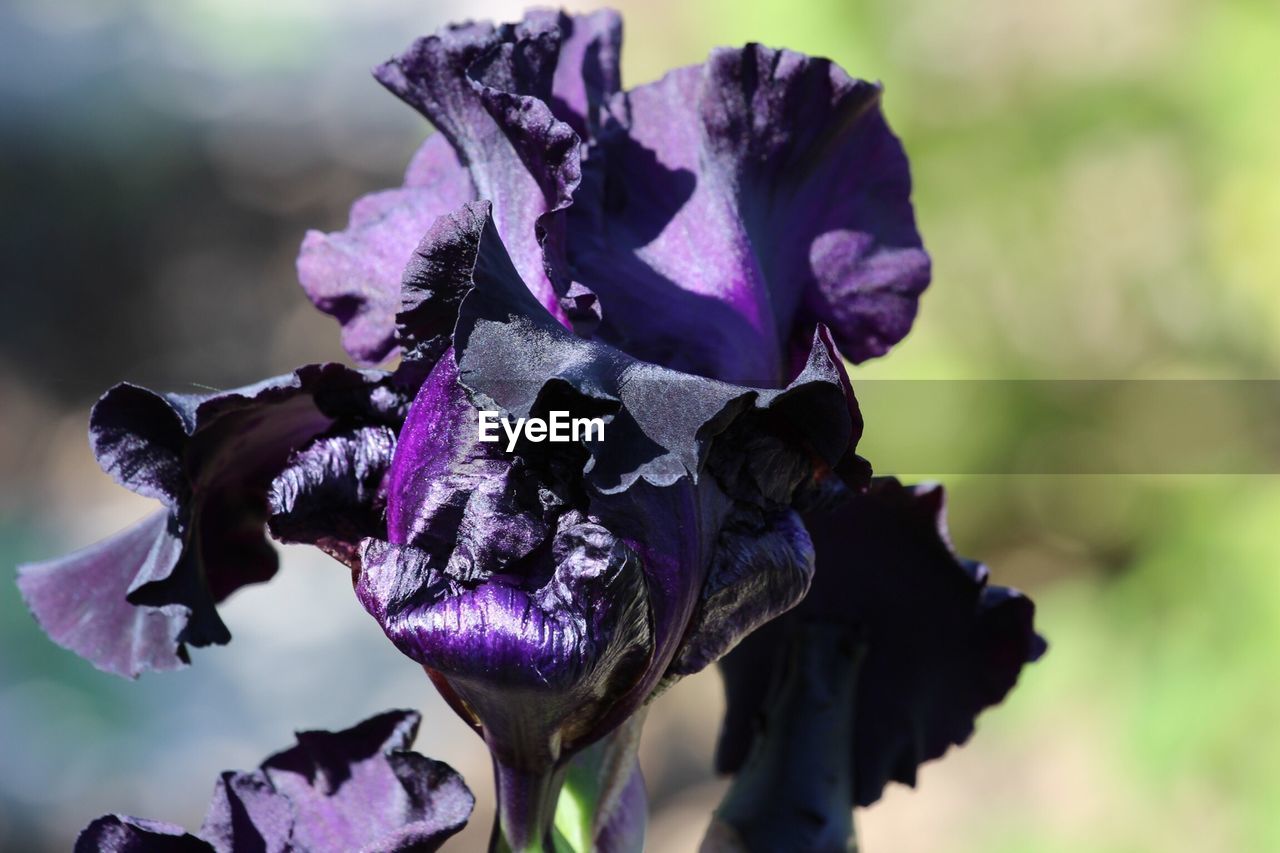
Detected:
[350,201,864,848]
[300,9,928,386]
[17,8,967,852]
[713,478,1046,826]
[16,365,397,678]
[74,710,473,853]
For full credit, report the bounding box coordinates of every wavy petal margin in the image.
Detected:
[715,478,1046,808]
[18,365,393,677]
[75,710,473,853]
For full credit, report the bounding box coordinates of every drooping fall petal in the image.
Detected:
[715,478,1046,808]
[18,365,395,677]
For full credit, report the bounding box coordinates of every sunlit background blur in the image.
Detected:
[3,0,1279,850]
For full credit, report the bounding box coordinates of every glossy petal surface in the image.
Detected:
[267,425,397,569]
[357,201,865,778]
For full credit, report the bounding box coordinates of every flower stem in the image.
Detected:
[555,710,648,852]
[489,757,569,853]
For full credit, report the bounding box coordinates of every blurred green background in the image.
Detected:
[2,0,1278,850]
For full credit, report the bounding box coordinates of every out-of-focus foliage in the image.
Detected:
[2,1,1278,850]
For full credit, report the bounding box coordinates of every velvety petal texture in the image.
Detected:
[715,478,1046,808]
[570,45,929,385]
[706,622,861,853]
[74,711,473,853]
[18,365,394,677]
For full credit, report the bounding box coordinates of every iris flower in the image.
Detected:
[17,8,1040,852]
[347,198,866,848]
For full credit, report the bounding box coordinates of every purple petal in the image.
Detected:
[715,478,1045,807]
[357,516,651,767]
[663,506,814,680]
[392,201,502,388]
[298,134,473,364]
[18,364,393,677]
[300,10,623,365]
[17,512,189,677]
[266,425,396,570]
[75,816,210,853]
[522,9,623,138]
[76,711,473,853]
[206,711,473,853]
[375,15,583,329]
[90,384,189,507]
[384,354,569,568]
[706,623,860,851]
[200,771,293,853]
[568,44,930,384]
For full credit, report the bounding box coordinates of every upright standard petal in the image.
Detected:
[299,10,624,364]
[569,44,930,385]
[374,12,604,327]
[302,13,926,387]
[74,711,474,853]
[18,364,394,677]
[523,9,623,138]
[715,478,1046,809]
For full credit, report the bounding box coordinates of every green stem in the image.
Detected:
[554,709,648,852]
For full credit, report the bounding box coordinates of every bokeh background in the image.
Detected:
[3,0,1279,850]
